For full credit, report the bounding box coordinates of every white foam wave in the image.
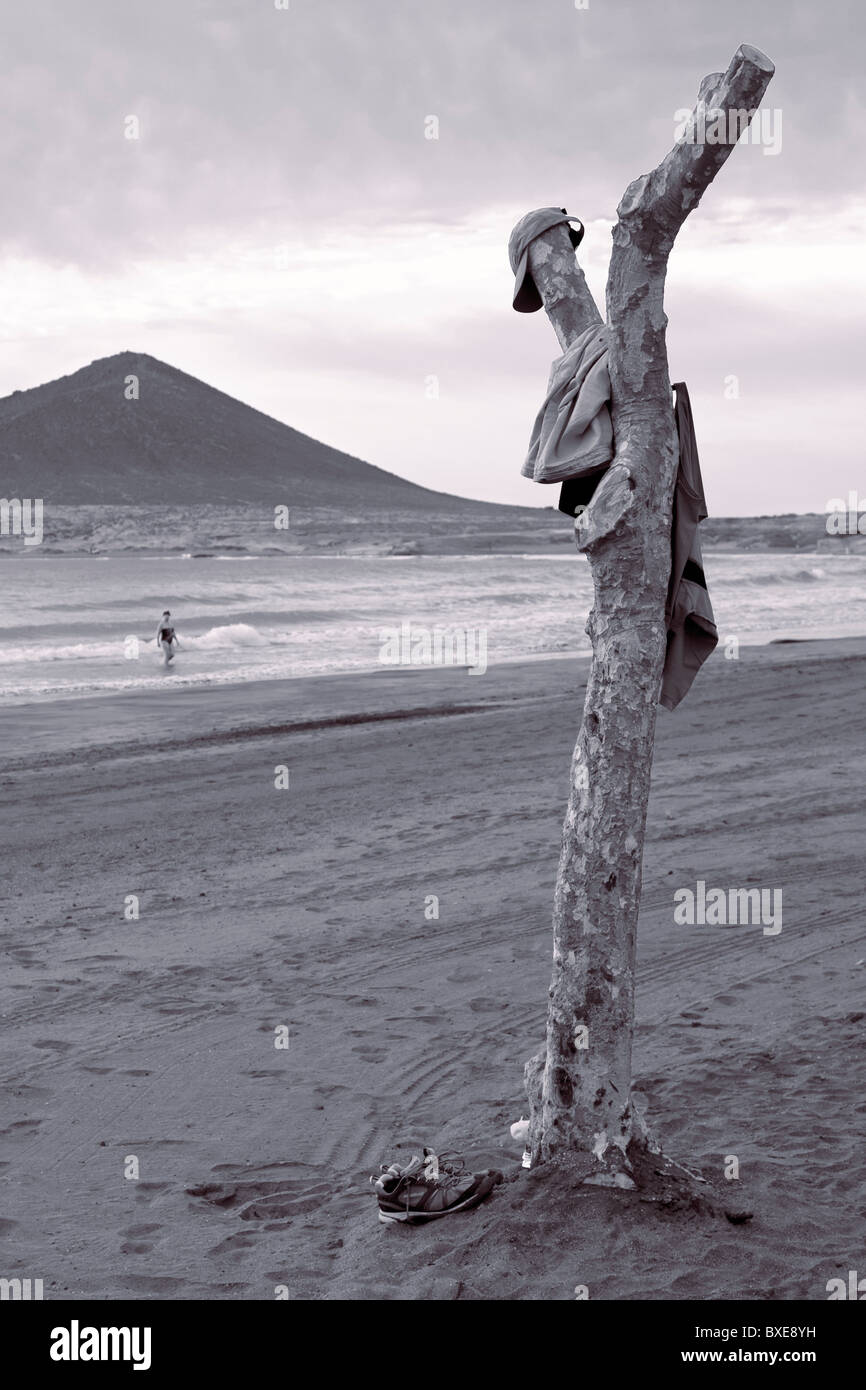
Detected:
[3,622,272,662]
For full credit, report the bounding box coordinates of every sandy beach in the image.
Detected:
[3,637,865,1301]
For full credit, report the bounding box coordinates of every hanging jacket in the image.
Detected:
[660,382,718,710]
[522,326,613,485]
[534,357,717,709]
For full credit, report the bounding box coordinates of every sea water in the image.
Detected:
[1,551,864,705]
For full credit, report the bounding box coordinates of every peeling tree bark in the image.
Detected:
[523,45,775,1174]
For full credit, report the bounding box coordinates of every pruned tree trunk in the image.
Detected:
[523,44,775,1174]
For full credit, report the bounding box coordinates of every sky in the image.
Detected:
[1,0,863,515]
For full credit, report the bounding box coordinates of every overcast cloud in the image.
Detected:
[1,0,862,513]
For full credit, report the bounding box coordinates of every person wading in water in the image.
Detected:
[156,610,180,666]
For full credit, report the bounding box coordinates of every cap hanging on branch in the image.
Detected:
[508,207,584,313]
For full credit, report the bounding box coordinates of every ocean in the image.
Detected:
[2,550,865,705]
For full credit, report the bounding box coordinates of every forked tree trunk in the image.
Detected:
[523,44,775,1173]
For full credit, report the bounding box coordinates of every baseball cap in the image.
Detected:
[508,207,585,313]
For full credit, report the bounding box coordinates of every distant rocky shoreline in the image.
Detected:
[1,504,859,557]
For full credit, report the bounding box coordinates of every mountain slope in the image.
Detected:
[0,351,488,507]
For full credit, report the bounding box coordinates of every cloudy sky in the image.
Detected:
[1,0,862,514]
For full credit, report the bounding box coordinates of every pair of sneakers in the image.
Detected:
[372,1148,502,1225]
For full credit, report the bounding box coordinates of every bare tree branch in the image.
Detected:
[522,44,775,1174]
[526,223,603,350]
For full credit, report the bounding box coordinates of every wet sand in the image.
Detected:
[2,638,865,1299]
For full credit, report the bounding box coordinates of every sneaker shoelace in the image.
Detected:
[433,1151,466,1182]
